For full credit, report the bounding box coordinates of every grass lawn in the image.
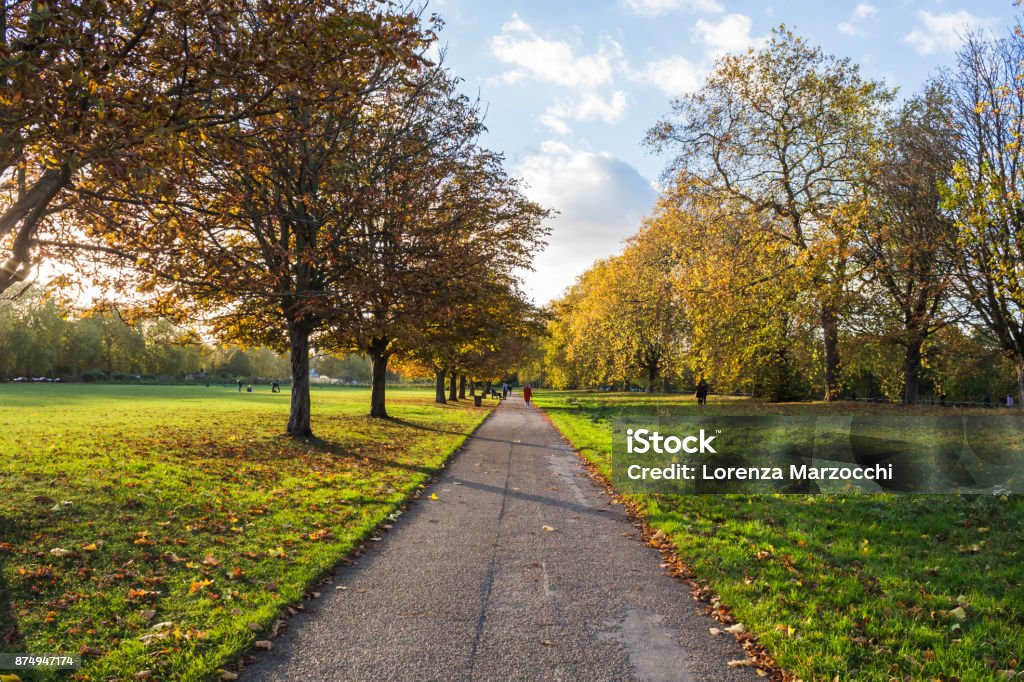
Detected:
[534,391,1024,681]
[0,384,494,681]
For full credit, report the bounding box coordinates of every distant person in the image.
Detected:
[502,382,509,399]
[695,378,709,406]
[271,381,280,393]
[1008,394,1016,407]
[246,384,253,393]
[523,384,533,407]
[237,379,243,392]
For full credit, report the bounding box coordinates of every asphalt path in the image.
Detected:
[243,395,759,681]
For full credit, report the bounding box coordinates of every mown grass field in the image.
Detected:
[534,391,1024,681]
[0,384,494,681]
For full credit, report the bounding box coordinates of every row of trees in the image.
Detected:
[536,24,1024,405]
[0,290,300,381]
[1,1,548,433]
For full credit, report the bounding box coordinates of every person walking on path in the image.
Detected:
[502,382,509,400]
[523,384,533,407]
[695,378,709,405]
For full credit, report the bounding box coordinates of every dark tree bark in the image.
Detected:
[435,369,447,404]
[903,335,923,405]
[647,361,657,393]
[368,339,390,419]
[448,370,458,401]
[663,376,671,393]
[469,380,476,397]
[458,374,467,400]
[287,321,313,437]
[821,305,841,401]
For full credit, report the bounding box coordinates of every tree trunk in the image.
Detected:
[647,362,657,393]
[448,370,458,402]
[821,304,841,401]
[459,374,467,400]
[435,369,447,404]
[469,381,476,397]
[369,346,389,419]
[287,322,313,437]
[663,376,671,393]
[1017,361,1024,407]
[903,336,923,405]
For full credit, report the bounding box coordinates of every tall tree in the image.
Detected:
[332,68,548,417]
[943,26,1024,404]
[854,86,958,403]
[645,27,893,400]
[71,2,433,436]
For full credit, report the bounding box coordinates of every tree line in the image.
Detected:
[0,290,393,383]
[535,24,1024,406]
[0,1,548,434]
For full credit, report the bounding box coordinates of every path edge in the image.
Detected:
[532,404,790,682]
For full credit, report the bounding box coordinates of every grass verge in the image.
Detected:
[534,390,1024,681]
[0,384,494,681]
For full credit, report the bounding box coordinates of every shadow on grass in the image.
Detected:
[302,437,442,476]
[0,512,23,654]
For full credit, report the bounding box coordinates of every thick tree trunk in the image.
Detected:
[435,369,447,404]
[903,336,923,405]
[287,322,313,438]
[647,362,657,392]
[369,347,389,419]
[821,304,841,401]
[663,376,671,393]
[459,374,467,400]
[469,381,476,397]
[448,370,458,402]
[1017,361,1024,407]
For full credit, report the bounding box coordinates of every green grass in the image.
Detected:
[534,390,1024,681]
[0,384,495,681]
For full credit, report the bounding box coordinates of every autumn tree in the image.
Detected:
[71,2,434,436]
[943,26,1024,403]
[0,0,321,295]
[330,67,548,417]
[853,86,958,403]
[645,27,892,400]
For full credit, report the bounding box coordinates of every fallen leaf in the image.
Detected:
[49,548,73,557]
[203,554,219,566]
[728,659,757,668]
[81,543,98,552]
[220,673,239,681]
[139,609,156,620]
[254,640,273,650]
[542,525,556,532]
[949,606,968,621]
[134,671,152,680]
[189,579,213,594]
[709,627,723,636]
[429,493,439,500]
[725,623,746,634]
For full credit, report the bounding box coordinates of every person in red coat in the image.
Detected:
[523,384,533,407]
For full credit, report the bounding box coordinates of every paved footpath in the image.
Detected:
[244,396,759,682]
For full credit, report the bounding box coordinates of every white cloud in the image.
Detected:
[540,91,630,134]
[622,0,724,16]
[516,142,659,303]
[635,55,707,96]
[695,13,766,59]
[838,3,878,37]
[489,13,622,89]
[904,10,998,55]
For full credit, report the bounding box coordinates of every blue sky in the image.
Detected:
[428,0,1020,303]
